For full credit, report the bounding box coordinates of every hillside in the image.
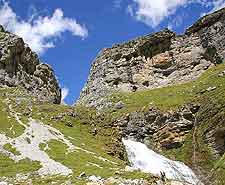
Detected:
[0,7,225,185]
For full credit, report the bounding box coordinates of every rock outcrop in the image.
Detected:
[0,26,61,104]
[115,104,199,151]
[78,8,225,109]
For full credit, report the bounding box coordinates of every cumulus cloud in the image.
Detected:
[128,0,225,28]
[0,1,88,54]
[128,0,190,27]
[61,87,69,105]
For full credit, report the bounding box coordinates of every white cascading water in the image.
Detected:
[122,139,201,185]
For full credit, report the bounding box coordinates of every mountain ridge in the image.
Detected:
[0,7,225,185]
[77,8,225,109]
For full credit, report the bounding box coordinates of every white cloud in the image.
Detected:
[61,87,69,105]
[0,1,88,54]
[128,0,189,27]
[128,0,225,28]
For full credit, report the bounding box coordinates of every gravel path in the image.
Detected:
[0,119,74,176]
[0,99,118,177]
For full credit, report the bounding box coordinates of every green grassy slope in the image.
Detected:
[0,87,155,184]
[107,63,225,184]
[0,64,224,184]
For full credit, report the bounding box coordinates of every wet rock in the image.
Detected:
[118,105,197,150]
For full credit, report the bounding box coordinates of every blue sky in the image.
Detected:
[0,0,225,104]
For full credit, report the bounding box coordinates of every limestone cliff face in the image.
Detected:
[116,104,199,151]
[78,8,225,109]
[0,26,61,104]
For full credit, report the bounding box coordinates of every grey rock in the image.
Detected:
[204,127,225,158]
[118,105,197,150]
[185,7,225,35]
[78,172,86,178]
[0,25,5,32]
[88,175,102,182]
[114,101,125,109]
[218,70,225,77]
[0,25,61,104]
[92,128,98,136]
[65,122,73,127]
[77,8,225,109]
[206,86,217,92]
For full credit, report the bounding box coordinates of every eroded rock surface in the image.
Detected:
[0,26,61,103]
[115,104,199,151]
[78,8,225,109]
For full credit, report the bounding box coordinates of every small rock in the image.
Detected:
[114,101,124,109]
[182,111,194,121]
[86,183,101,185]
[88,175,101,182]
[131,85,138,92]
[0,25,5,32]
[65,122,73,127]
[160,171,166,182]
[78,172,86,178]
[206,86,217,92]
[189,104,200,114]
[218,70,225,77]
[0,182,7,185]
[92,128,98,136]
[51,115,63,120]
[124,165,135,172]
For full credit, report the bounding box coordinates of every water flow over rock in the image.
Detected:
[122,139,201,185]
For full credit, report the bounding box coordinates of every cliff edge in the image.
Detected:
[0,26,61,103]
[78,8,225,109]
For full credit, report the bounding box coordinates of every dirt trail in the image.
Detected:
[0,98,118,176]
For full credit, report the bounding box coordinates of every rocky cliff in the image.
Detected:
[0,26,61,104]
[75,8,225,185]
[78,8,225,109]
[0,7,225,185]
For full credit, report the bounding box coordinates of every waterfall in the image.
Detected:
[122,139,201,185]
